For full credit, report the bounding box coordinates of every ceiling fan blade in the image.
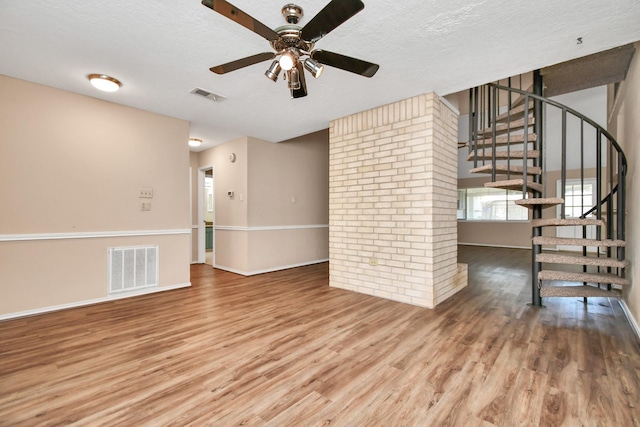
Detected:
[301,0,364,43]
[291,62,308,99]
[311,50,379,77]
[202,0,279,41]
[210,52,275,74]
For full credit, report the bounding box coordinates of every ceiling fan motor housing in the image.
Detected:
[282,4,303,24]
[270,26,313,52]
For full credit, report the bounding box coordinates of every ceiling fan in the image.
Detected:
[201,0,380,99]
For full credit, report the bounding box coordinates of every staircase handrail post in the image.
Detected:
[531,70,543,306]
[491,85,497,182]
[618,154,626,269]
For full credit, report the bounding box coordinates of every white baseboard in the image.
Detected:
[619,300,640,340]
[458,242,531,250]
[213,258,329,276]
[0,282,191,322]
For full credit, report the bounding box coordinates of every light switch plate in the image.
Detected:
[139,188,153,198]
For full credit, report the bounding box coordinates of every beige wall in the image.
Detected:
[248,131,329,226]
[198,137,249,227]
[0,75,191,317]
[608,42,640,328]
[248,228,329,273]
[214,230,249,273]
[0,235,188,314]
[193,132,329,275]
[329,93,466,308]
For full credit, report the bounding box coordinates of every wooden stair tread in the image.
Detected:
[467,149,540,161]
[540,285,621,298]
[538,270,630,286]
[536,252,629,268]
[469,164,542,176]
[533,236,625,247]
[531,218,605,227]
[470,133,538,148]
[485,179,543,193]
[515,198,564,209]
[495,101,535,122]
[478,117,535,136]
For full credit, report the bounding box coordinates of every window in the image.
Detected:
[560,179,595,218]
[555,178,597,251]
[456,189,466,219]
[457,187,528,221]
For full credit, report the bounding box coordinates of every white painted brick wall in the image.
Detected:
[329,93,467,308]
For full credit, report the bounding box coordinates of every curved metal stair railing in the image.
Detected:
[467,78,628,305]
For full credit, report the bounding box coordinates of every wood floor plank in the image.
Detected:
[540,388,569,426]
[1,247,640,425]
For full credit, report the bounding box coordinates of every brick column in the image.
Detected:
[329,93,466,308]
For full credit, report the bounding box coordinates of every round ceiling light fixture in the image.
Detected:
[188,138,203,147]
[87,74,121,92]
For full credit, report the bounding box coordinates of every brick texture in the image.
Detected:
[329,93,467,308]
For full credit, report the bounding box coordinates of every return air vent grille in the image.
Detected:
[190,87,226,102]
[108,246,158,294]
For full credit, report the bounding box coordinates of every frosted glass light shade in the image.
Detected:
[88,74,121,92]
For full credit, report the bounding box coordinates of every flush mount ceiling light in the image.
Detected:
[188,138,203,147]
[88,74,121,92]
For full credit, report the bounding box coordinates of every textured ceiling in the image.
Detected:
[1,0,640,151]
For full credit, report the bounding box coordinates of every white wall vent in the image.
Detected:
[108,246,158,294]
[190,87,226,102]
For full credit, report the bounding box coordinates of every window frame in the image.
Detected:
[457,187,530,222]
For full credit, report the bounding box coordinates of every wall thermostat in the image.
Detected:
[229,153,236,163]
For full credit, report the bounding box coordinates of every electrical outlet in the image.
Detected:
[141,201,151,211]
[369,258,378,266]
[139,188,153,198]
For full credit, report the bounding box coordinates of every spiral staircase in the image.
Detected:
[466,71,629,306]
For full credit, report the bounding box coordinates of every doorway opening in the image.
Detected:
[198,166,214,266]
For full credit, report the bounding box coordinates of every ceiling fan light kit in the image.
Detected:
[265,60,282,82]
[288,67,301,90]
[278,50,297,71]
[303,58,324,78]
[201,0,379,98]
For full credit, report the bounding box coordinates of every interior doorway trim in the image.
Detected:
[197,165,214,264]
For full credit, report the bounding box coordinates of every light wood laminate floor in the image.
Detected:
[1,246,639,426]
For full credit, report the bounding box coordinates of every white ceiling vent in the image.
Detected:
[190,87,226,102]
